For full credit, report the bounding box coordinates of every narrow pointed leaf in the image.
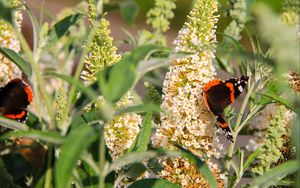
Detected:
[0,117,28,131]
[243,148,261,174]
[0,47,31,77]
[128,179,180,188]
[252,160,298,187]
[48,13,83,45]
[130,112,152,153]
[0,130,64,145]
[55,125,99,188]
[70,111,104,130]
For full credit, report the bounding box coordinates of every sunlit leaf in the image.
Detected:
[127,112,152,153]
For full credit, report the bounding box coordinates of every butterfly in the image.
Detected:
[0,78,33,122]
[202,75,249,142]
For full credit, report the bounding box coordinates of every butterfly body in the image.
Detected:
[0,78,33,122]
[202,76,249,142]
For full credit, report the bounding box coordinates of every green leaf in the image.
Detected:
[133,112,152,152]
[55,125,99,188]
[47,13,83,46]
[107,151,158,175]
[0,117,28,131]
[0,130,64,145]
[136,53,186,81]
[120,0,139,25]
[70,111,104,130]
[114,103,161,116]
[0,1,13,24]
[99,45,157,103]
[128,179,180,188]
[127,112,152,153]
[101,59,136,103]
[0,47,31,77]
[257,92,294,111]
[252,160,299,187]
[243,148,261,174]
[45,72,99,102]
[116,163,147,185]
[174,144,217,188]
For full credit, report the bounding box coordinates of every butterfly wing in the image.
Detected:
[203,81,233,115]
[0,79,32,122]
[225,75,249,100]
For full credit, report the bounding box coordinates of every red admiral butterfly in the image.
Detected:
[202,75,249,142]
[0,78,33,122]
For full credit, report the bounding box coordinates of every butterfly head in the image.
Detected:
[232,75,249,93]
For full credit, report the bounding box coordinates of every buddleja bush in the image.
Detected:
[0,0,299,187]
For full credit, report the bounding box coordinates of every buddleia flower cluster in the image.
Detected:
[0,0,23,87]
[104,93,142,160]
[250,105,295,175]
[139,0,176,46]
[281,0,299,26]
[146,0,176,33]
[152,0,224,187]
[81,0,120,85]
[288,72,300,93]
[224,0,247,41]
[81,18,121,85]
[81,1,141,161]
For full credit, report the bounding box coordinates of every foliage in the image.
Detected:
[0,0,299,187]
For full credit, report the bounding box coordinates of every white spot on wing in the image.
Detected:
[238,85,243,92]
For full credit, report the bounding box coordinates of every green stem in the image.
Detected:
[44,146,53,188]
[14,29,55,129]
[99,127,106,188]
[224,83,255,187]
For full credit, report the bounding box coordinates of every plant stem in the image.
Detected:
[224,83,255,187]
[14,29,56,129]
[44,146,53,188]
[99,127,106,188]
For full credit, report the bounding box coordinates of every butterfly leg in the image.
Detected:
[216,115,233,142]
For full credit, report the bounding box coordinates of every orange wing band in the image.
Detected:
[4,111,26,119]
[203,79,222,92]
[25,85,33,103]
[225,82,235,103]
[217,121,228,129]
